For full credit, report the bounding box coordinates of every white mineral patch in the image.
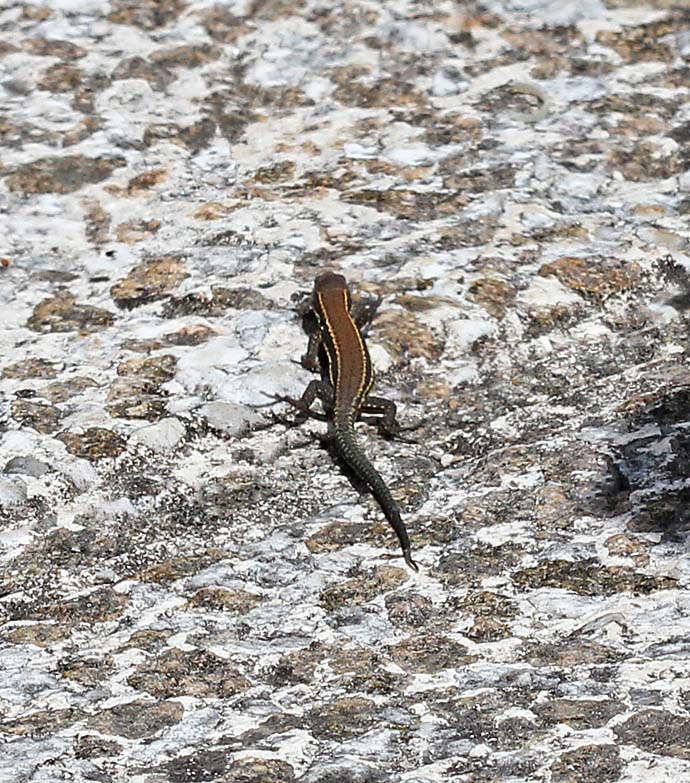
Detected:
[500,0,607,26]
[383,144,439,167]
[130,417,186,453]
[175,336,250,394]
[197,401,261,437]
[216,361,312,406]
[444,319,496,355]
[619,758,690,783]
[58,458,99,493]
[517,275,583,309]
[0,477,27,508]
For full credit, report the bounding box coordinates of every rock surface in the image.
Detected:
[1,1,690,782]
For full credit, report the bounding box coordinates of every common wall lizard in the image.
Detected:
[279,271,418,571]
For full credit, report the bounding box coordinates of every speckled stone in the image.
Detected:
[73,735,123,759]
[2,623,71,647]
[459,590,517,642]
[539,257,641,301]
[320,566,409,610]
[106,0,187,29]
[513,560,677,596]
[4,455,51,477]
[27,292,115,333]
[31,586,128,623]
[162,286,273,317]
[307,696,380,740]
[2,708,86,737]
[56,427,127,460]
[0,476,28,507]
[614,709,690,759]
[388,633,477,674]
[130,417,186,452]
[188,586,263,612]
[107,353,177,420]
[549,744,621,783]
[523,638,621,668]
[87,699,184,740]
[218,758,296,783]
[164,323,216,346]
[373,308,445,361]
[384,592,434,628]
[128,648,250,698]
[110,256,188,309]
[10,399,62,433]
[306,520,379,553]
[115,218,162,244]
[197,402,261,438]
[137,550,225,584]
[58,654,115,686]
[163,749,230,782]
[117,354,177,383]
[24,37,85,59]
[536,698,626,729]
[40,376,99,404]
[4,2,690,780]
[6,155,125,194]
[467,276,517,319]
[1,358,59,379]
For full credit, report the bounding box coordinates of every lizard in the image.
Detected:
[273,271,419,571]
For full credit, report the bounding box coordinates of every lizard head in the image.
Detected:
[313,271,352,312]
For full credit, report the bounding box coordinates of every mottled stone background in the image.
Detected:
[1,1,690,781]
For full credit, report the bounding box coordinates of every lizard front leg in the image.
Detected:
[272,379,335,423]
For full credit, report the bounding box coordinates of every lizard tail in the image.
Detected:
[334,416,418,571]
